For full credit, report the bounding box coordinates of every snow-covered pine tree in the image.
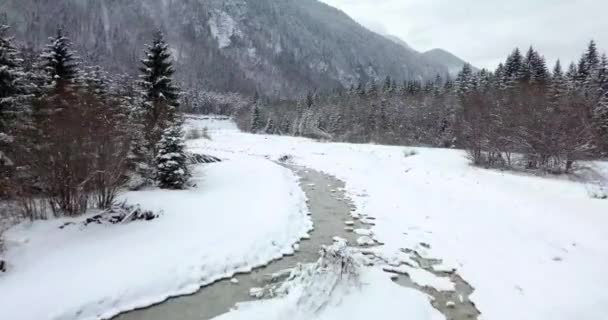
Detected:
[139,30,181,154]
[504,48,524,81]
[328,109,343,136]
[367,79,378,98]
[549,60,566,107]
[455,63,474,95]
[306,90,315,109]
[251,104,262,132]
[155,124,189,189]
[593,55,608,154]
[265,117,275,134]
[30,28,81,155]
[565,62,579,90]
[578,40,600,85]
[594,92,608,154]
[279,117,291,135]
[382,76,392,93]
[82,66,110,98]
[39,28,80,90]
[0,24,31,190]
[524,48,549,84]
[390,80,398,94]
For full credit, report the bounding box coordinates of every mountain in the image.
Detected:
[422,48,474,76]
[384,34,416,53]
[382,34,473,77]
[1,0,449,97]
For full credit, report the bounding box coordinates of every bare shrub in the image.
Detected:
[16,88,131,218]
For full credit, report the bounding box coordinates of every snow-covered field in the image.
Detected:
[0,156,311,320]
[187,116,608,320]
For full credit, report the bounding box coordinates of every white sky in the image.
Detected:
[319,0,608,69]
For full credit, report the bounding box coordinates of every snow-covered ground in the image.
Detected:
[187,117,608,320]
[0,156,311,320]
[2,115,607,320]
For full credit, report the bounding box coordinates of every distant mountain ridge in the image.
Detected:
[422,48,476,76]
[384,34,474,77]
[3,0,452,97]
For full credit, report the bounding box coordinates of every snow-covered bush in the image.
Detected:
[256,241,362,313]
[102,202,159,224]
[155,125,190,189]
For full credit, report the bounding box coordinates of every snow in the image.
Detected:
[218,268,443,320]
[353,228,373,236]
[384,265,455,291]
[356,235,375,246]
[0,157,311,320]
[188,116,608,320]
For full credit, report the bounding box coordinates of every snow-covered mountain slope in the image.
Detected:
[188,117,608,320]
[3,0,448,97]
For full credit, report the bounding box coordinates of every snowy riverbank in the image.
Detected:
[0,157,311,320]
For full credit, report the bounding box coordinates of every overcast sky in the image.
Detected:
[319,0,608,69]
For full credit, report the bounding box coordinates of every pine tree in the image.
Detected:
[251,104,262,132]
[549,60,566,107]
[578,40,600,83]
[306,91,315,109]
[565,62,578,88]
[367,79,378,97]
[594,92,608,153]
[598,54,608,90]
[329,110,343,136]
[494,63,507,90]
[504,48,524,81]
[0,24,30,182]
[433,74,443,96]
[39,28,80,90]
[82,66,110,98]
[456,63,474,95]
[265,118,275,134]
[382,76,392,93]
[523,47,549,84]
[139,30,180,153]
[155,124,189,189]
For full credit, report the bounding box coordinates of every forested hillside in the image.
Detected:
[1,0,450,97]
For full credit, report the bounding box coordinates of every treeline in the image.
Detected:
[239,41,608,173]
[0,26,189,220]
